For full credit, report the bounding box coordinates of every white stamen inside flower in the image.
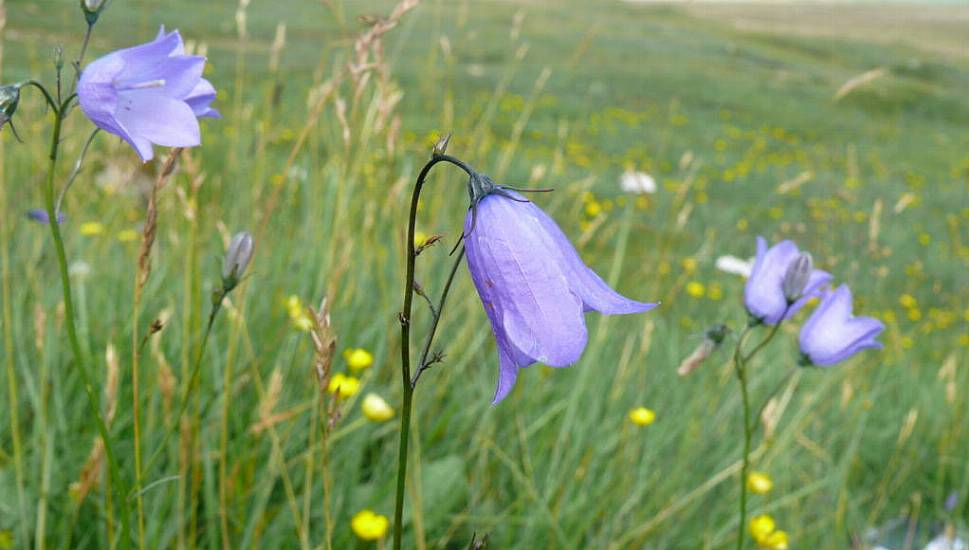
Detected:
[120,79,166,91]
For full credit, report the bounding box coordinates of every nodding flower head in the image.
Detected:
[463,176,657,403]
[77,26,220,162]
[798,285,884,367]
[745,237,831,325]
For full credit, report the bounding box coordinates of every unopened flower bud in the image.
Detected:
[222,231,254,291]
[0,84,21,130]
[53,46,65,71]
[80,0,109,24]
[432,132,451,156]
[782,252,812,303]
[678,324,730,376]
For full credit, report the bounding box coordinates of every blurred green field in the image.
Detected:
[1,0,968,548]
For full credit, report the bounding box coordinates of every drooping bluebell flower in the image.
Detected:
[744,236,831,325]
[798,285,883,366]
[78,26,219,162]
[463,178,656,403]
[27,208,65,224]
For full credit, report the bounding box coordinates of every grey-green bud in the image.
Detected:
[432,132,451,157]
[782,252,813,303]
[222,231,254,291]
[80,0,108,24]
[0,84,21,130]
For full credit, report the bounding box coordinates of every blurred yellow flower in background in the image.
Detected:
[686,281,705,298]
[285,295,314,332]
[746,471,773,494]
[344,348,374,371]
[117,229,139,242]
[350,509,388,541]
[328,373,360,398]
[749,514,775,541]
[760,529,789,549]
[362,393,394,422]
[628,407,656,426]
[80,222,105,236]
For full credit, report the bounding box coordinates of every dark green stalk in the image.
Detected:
[733,308,789,550]
[41,95,131,549]
[143,302,222,475]
[394,154,473,550]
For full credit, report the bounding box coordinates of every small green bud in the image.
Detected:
[80,0,108,24]
[432,132,451,157]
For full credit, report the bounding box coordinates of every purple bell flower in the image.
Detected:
[27,208,65,224]
[464,189,657,403]
[744,236,831,325]
[78,26,220,162]
[798,285,884,366]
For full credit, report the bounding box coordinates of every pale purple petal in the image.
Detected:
[468,194,587,367]
[116,92,200,149]
[515,191,656,314]
[799,285,884,366]
[116,30,182,70]
[185,79,221,118]
[117,55,205,98]
[493,344,520,404]
[785,268,832,320]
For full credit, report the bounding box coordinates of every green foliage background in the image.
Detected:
[1,0,967,548]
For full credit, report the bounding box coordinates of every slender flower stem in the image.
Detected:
[56,128,100,213]
[21,79,58,111]
[732,308,790,550]
[42,98,131,548]
[143,302,222,475]
[411,246,465,387]
[732,325,754,550]
[394,154,475,550]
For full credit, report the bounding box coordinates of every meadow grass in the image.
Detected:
[1,0,967,548]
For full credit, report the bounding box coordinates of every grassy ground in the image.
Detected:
[1,0,967,548]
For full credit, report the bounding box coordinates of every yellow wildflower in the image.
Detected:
[899,294,917,308]
[344,348,374,371]
[285,295,304,317]
[79,222,105,236]
[414,231,428,248]
[628,407,656,426]
[292,315,314,332]
[749,514,776,541]
[682,257,697,274]
[585,200,603,217]
[708,282,723,301]
[328,373,360,399]
[117,229,139,242]
[350,509,389,541]
[746,471,773,494]
[361,393,394,422]
[759,529,789,550]
[686,281,705,298]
